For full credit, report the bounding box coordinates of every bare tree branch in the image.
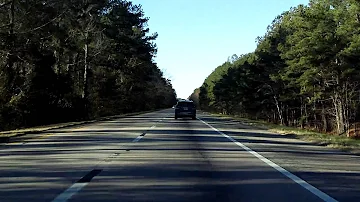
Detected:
[0,1,11,9]
[15,10,68,34]
[0,23,12,29]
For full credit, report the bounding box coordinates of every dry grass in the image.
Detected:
[212,113,360,154]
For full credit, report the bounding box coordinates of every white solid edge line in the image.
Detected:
[198,118,338,202]
[52,182,88,202]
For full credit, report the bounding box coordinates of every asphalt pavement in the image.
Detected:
[1,109,360,202]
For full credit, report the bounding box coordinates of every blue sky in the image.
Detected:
[132,0,310,98]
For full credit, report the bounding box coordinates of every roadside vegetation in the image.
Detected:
[0,0,176,131]
[194,0,360,146]
[210,113,360,154]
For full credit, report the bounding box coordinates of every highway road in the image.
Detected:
[1,109,360,202]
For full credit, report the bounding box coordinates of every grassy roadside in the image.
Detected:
[0,109,159,142]
[210,112,360,154]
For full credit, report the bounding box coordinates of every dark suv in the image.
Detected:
[174,100,196,120]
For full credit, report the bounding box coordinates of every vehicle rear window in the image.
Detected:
[177,102,195,107]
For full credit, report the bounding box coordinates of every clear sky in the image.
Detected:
[132,0,310,98]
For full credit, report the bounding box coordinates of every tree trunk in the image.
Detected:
[82,33,89,117]
[82,34,89,100]
[321,103,327,132]
[274,95,284,125]
[313,101,318,130]
[344,82,350,135]
[285,105,289,126]
[5,0,15,98]
[273,111,276,123]
[305,99,308,127]
[338,97,345,134]
[293,109,296,127]
[333,92,345,135]
[334,96,340,134]
[300,97,304,128]
[54,50,59,74]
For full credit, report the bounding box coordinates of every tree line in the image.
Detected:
[198,0,360,135]
[0,0,176,131]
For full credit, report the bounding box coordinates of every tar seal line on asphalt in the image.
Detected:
[198,118,338,202]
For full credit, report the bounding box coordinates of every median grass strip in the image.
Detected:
[210,113,360,154]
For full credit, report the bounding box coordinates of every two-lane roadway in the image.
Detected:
[1,109,360,202]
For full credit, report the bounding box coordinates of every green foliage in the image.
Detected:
[188,88,200,108]
[0,0,176,131]
[198,0,360,134]
[199,61,232,110]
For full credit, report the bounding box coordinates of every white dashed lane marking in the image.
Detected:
[51,124,156,202]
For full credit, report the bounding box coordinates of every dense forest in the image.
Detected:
[0,0,176,131]
[198,0,360,135]
[188,88,200,107]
